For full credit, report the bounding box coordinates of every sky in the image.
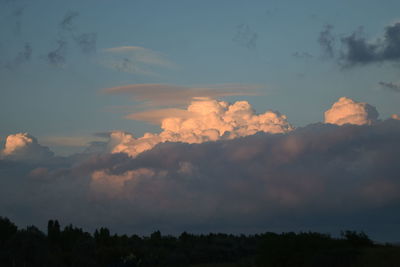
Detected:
[1,0,400,241]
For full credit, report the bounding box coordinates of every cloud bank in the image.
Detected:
[1,97,400,240]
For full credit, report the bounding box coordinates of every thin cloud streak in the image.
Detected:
[103,83,262,107]
[379,81,400,92]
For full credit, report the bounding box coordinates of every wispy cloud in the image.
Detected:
[103,83,262,107]
[379,81,400,92]
[233,24,258,49]
[46,40,67,67]
[41,136,103,148]
[318,24,335,58]
[292,51,313,59]
[125,108,196,124]
[100,46,175,76]
[4,42,32,70]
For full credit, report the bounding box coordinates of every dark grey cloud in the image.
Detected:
[379,81,400,92]
[46,40,67,67]
[340,22,400,66]
[318,24,335,58]
[4,42,32,70]
[233,24,258,49]
[1,120,400,239]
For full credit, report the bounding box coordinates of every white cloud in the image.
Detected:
[108,98,293,157]
[1,133,54,161]
[324,97,379,125]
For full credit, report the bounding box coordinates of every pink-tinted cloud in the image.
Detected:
[324,97,379,125]
[108,98,293,157]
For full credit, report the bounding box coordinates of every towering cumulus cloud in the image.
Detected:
[1,133,54,161]
[324,97,379,125]
[110,98,293,157]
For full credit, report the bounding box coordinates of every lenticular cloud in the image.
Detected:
[324,97,379,126]
[109,98,293,157]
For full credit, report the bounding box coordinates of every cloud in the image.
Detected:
[379,81,400,92]
[1,133,54,161]
[101,46,175,75]
[46,40,67,67]
[340,22,400,66]
[318,24,335,58]
[5,120,400,236]
[106,98,293,157]
[73,32,97,54]
[324,97,379,126]
[126,108,195,124]
[12,6,24,34]
[44,10,96,67]
[85,118,400,235]
[391,114,400,120]
[1,99,400,238]
[292,51,313,59]
[41,136,103,148]
[4,42,32,70]
[59,11,79,33]
[233,24,258,49]
[103,83,261,107]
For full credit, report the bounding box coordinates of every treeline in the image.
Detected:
[0,216,399,267]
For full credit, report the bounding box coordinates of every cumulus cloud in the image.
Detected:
[1,99,400,238]
[108,98,293,157]
[1,133,54,161]
[101,46,175,75]
[324,97,379,125]
[103,83,261,107]
[340,22,400,66]
[84,119,400,235]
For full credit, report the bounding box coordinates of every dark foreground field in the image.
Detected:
[1,217,399,267]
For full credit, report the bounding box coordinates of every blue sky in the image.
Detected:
[1,0,399,154]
